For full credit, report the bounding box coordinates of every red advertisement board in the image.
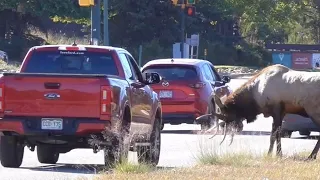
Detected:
[291,52,312,69]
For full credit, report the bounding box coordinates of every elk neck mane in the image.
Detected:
[223,66,275,123]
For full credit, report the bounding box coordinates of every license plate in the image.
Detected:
[159,90,173,98]
[41,118,63,130]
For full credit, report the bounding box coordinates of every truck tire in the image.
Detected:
[200,102,216,131]
[281,130,292,138]
[160,123,164,131]
[0,136,24,168]
[137,117,161,166]
[37,146,59,164]
[104,133,130,168]
[299,131,311,136]
[104,113,130,168]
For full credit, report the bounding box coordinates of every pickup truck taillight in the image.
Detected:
[100,86,113,115]
[0,83,4,112]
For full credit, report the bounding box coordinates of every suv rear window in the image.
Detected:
[23,50,119,75]
[143,66,198,81]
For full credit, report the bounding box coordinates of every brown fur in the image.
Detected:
[221,66,276,123]
[215,64,319,159]
[221,65,309,123]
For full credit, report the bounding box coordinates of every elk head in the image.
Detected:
[197,94,244,145]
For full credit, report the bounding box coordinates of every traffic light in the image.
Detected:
[186,0,196,5]
[185,6,196,16]
[78,0,94,7]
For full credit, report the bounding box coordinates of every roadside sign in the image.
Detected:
[291,52,312,69]
[190,34,199,46]
[272,52,292,68]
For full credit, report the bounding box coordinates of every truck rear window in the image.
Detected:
[23,50,119,75]
[143,66,198,80]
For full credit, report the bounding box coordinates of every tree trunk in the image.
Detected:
[0,11,8,39]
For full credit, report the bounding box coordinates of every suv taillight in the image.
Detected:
[189,82,206,89]
[100,86,113,115]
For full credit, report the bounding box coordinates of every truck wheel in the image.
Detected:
[137,117,161,166]
[281,130,292,138]
[200,102,216,131]
[0,136,24,168]
[160,123,164,131]
[299,131,311,136]
[104,116,130,168]
[37,146,59,164]
[104,134,130,168]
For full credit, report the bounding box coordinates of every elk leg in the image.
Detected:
[307,137,320,160]
[307,116,320,160]
[267,122,276,155]
[275,105,285,157]
[268,104,284,157]
[275,120,283,157]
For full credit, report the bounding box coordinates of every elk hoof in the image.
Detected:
[305,156,317,162]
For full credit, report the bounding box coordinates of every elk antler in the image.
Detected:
[208,122,225,139]
[229,129,235,146]
[220,123,228,145]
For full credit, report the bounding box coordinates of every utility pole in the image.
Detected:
[103,0,109,46]
[180,4,185,58]
[91,0,101,45]
[172,0,196,58]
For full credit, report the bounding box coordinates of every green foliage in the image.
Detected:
[0,0,319,66]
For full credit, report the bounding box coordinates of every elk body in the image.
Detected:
[199,64,320,160]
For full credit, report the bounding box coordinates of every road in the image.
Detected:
[1,77,319,180]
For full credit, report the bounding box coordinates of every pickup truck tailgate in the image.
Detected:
[4,75,104,118]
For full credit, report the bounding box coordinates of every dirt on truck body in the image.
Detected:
[0,44,162,168]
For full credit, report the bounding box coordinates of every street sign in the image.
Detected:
[190,34,199,46]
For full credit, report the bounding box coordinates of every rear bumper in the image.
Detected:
[282,114,320,132]
[0,117,111,136]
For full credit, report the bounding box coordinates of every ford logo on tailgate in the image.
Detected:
[44,93,61,100]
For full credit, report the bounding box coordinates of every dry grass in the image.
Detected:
[91,150,320,180]
[0,59,20,72]
[30,29,89,45]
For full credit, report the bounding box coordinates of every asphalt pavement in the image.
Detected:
[1,77,319,180]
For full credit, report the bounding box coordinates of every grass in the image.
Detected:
[30,29,89,45]
[90,149,320,180]
[113,161,156,174]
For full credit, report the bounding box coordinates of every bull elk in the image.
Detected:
[197,64,320,160]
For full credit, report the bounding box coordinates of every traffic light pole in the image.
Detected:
[91,0,101,45]
[180,6,185,58]
[103,0,109,46]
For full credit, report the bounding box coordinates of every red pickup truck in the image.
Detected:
[0,44,162,168]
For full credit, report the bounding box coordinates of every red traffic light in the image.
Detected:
[185,6,196,16]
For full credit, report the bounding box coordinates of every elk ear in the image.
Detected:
[214,94,224,109]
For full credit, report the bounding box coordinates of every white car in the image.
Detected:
[0,50,8,63]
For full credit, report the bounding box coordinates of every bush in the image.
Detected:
[0,34,47,62]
